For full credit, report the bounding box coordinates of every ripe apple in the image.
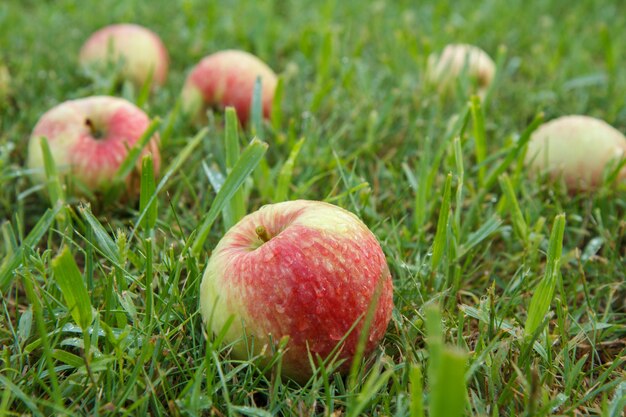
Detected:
[181,49,278,124]
[525,115,626,191]
[79,23,169,89]
[199,200,394,381]
[27,96,161,196]
[426,43,495,97]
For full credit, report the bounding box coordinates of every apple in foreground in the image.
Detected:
[181,49,278,124]
[200,200,394,381]
[525,115,626,191]
[27,96,160,196]
[79,23,169,88]
[426,43,495,97]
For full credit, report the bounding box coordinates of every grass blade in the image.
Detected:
[430,347,468,417]
[79,204,121,264]
[38,136,65,207]
[271,76,284,131]
[139,154,157,231]
[223,107,246,230]
[51,246,93,331]
[274,137,305,202]
[470,95,487,186]
[0,205,61,292]
[192,138,269,255]
[409,364,425,417]
[431,173,452,275]
[132,128,207,237]
[250,77,263,136]
[426,304,467,417]
[524,213,566,337]
[498,173,528,244]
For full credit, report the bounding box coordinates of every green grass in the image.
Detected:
[1,0,625,415]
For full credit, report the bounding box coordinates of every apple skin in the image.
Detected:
[200,200,394,382]
[525,115,626,191]
[79,24,169,88]
[426,43,495,97]
[27,96,160,195]
[181,50,277,124]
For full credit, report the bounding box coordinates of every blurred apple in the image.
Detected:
[79,23,169,89]
[27,96,160,196]
[426,43,495,98]
[181,49,277,124]
[525,115,626,191]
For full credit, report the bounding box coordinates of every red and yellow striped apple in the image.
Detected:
[200,200,394,381]
[525,115,626,191]
[27,96,160,196]
[79,23,169,88]
[181,50,277,124]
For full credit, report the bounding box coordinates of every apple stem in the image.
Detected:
[85,118,104,139]
[255,225,271,243]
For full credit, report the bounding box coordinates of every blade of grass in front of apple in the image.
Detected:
[38,136,65,207]
[222,107,246,231]
[524,213,566,338]
[0,205,61,292]
[192,137,269,256]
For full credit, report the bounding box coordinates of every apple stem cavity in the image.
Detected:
[85,118,104,139]
[255,225,272,243]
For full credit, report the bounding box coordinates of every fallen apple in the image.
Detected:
[199,200,394,381]
[181,49,277,124]
[426,43,495,97]
[79,23,169,89]
[525,115,626,191]
[27,96,161,196]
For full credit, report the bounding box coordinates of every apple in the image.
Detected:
[525,115,626,191]
[199,200,394,381]
[181,49,278,124]
[27,96,161,196]
[426,43,495,97]
[79,23,169,89]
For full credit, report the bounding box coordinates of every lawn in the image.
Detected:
[1,0,625,416]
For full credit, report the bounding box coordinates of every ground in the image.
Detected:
[0,0,625,416]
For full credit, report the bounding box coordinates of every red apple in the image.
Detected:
[181,50,277,124]
[426,43,495,97]
[199,200,394,381]
[79,23,169,88]
[27,96,160,196]
[525,115,626,191]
